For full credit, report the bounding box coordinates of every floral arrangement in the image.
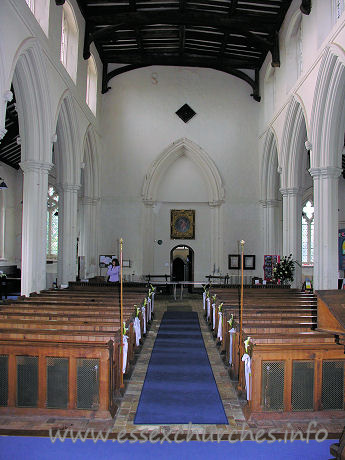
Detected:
[123,321,128,335]
[273,254,295,284]
[134,305,140,317]
[218,302,223,312]
[227,313,237,329]
[244,336,254,357]
[212,294,217,303]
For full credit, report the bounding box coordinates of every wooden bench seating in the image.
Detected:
[0,284,152,418]
[204,287,345,419]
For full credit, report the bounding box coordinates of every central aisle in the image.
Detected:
[134,310,228,425]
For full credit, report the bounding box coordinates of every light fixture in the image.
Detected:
[0,178,7,190]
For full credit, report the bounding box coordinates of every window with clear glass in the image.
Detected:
[25,0,50,36]
[60,1,78,82]
[302,200,314,266]
[47,186,59,260]
[86,54,97,115]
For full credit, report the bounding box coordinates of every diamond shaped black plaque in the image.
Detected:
[175,104,196,123]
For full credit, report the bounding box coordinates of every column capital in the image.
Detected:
[143,199,156,207]
[208,199,223,207]
[309,166,342,179]
[81,196,98,206]
[279,187,303,197]
[20,160,53,173]
[267,199,281,207]
[60,183,81,192]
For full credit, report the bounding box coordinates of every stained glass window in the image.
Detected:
[47,186,59,260]
[302,200,314,266]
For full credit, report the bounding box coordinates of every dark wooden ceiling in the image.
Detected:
[65,0,311,101]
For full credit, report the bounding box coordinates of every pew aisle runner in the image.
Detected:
[134,310,228,425]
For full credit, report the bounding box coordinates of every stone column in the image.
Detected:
[309,166,342,290]
[280,187,302,288]
[261,199,281,255]
[80,196,98,278]
[20,160,53,296]
[209,201,223,274]
[58,183,80,285]
[142,200,155,276]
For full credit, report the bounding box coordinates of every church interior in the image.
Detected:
[0,0,345,457]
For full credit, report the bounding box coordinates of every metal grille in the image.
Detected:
[261,361,285,411]
[16,356,38,407]
[0,355,8,406]
[76,358,99,410]
[322,360,344,410]
[292,361,314,411]
[46,357,68,409]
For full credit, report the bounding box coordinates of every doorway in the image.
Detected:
[171,245,194,289]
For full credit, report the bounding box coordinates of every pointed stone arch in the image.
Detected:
[260,129,281,255]
[55,91,81,186]
[308,44,345,289]
[280,96,308,190]
[310,44,345,169]
[141,138,224,206]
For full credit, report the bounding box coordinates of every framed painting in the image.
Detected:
[170,209,195,239]
[228,254,240,269]
[244,255,256,270]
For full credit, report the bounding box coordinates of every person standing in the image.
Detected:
[107,258,121,302]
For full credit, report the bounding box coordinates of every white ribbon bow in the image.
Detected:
[217,312,223,341]
[151,292,155,313]
[134,316,141,346]
[148,297,152,321]
[206,298,210,320]
[242,353,252,400]
[229,328,236,365]
[141,305,146,334]
[212,303,216,330]
[203,291,206,310]
[122,335,129,374]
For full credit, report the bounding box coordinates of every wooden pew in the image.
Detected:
[0,285,151,418]
[205,287,345,420]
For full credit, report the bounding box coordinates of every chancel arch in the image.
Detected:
[309,44,345,289]
[142,138,224,279]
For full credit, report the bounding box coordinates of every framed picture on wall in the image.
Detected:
[244,255,256,270]
[228,255,240,269]
[170,209,195,239]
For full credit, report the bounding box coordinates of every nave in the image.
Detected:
[0,290,344,458]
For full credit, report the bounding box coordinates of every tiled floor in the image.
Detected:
[0,294,344,441]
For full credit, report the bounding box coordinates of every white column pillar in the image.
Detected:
[209,201,223,274]
[20,160,53,296]
[310,166,342,290]
[260,200,269,255]
[58,183,80,285]
[267,199,281,254]
[280,187,302,288]
[80,196,98,278]
[142,200,155,276]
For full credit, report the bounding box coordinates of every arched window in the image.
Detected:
[86,54,97,115]
[25,0,50,36]
[60,1,78,82]
[47,186,59,260]
[302,200,314,266]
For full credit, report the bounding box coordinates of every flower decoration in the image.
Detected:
[244,336,254,357]
[123,322,128,335]
[273,254,297,284]
[218,302,223,312]
[227,314,236,329]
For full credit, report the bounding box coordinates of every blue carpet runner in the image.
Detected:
[134,310,228,424]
